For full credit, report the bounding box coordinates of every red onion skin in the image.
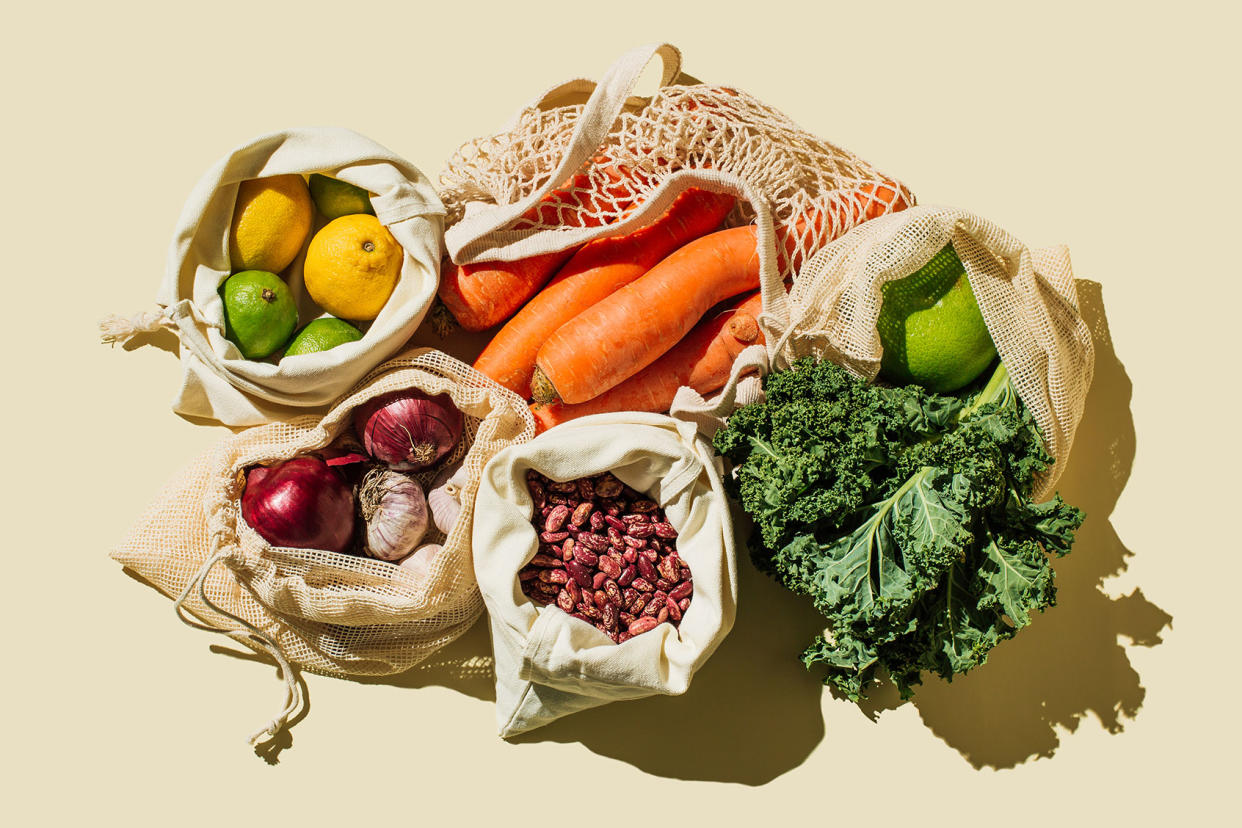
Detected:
[353,390,463,471]
[241,457,356,554]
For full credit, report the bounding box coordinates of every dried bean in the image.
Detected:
[630,500,658,513]
[579,533,610,553]
[627,523,655,538]
[656,606,669,624]
[604,579,622,606]
[566,580,581,604]
[544,505,570,532]
[594,476,623,497]
[617,564,636,587]
[628,616,658,635]
[678,597,690,612]
[621,514,650,525]
[541,531,570,544]
[602,604,618,630]
[529,553,562,568]
[576,479,596,501]
[589,511,606,532]
[607,527,625,548]
[623,536,646,549]
[653,522,678,539]
[594,590,608,610]
[547,480,578,493]
[630,593,650,615]
[604,515,626,532]
[669,580,693,601]
[557,590,574,612]
[603,501,622,517]
[631,577,654,593]
[529,480,546,508]
[642,597,661,617]
[561,538,575,561]
[570,502,593,527]
[655,578,671,591]
[548,494,572,506]
[598,555,622,579]
[622,587,638,609]
[636,556,659,582]
[620,612,636,627]
[618,631,633,643]
[639,548,659,562]
[665,597,681,622]
[518,570,539,582]
[592,571,608,590]
[622,548,638,564]
[566,561,593,588]
[651,590,668,607]
[572,546,599,567]
[579,602,601,620]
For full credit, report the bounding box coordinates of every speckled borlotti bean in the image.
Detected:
[518,470,695,644]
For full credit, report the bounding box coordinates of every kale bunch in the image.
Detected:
[714,358,1083,700]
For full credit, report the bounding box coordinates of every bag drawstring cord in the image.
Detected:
[99,307,173,346]
[172,547,303,748]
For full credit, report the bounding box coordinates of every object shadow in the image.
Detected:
[119,326,180,356]
[507,519,830,785]
[856,279,1172,768]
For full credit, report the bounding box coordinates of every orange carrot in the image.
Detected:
[531,291,766,432]
[473,188,736,395]
[437,169,635,332]
[531,224,769,404]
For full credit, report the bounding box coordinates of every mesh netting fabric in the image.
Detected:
[112,348,535,678]
[439,44,912,280]
[772,206,1095,496]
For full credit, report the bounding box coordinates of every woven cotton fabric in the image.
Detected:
[111,349,535,678]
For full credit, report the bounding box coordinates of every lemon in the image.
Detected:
[876,244,997,393]
[303,215,402,321]
[220,270,298,359]
[309,174,375,220]
[283,317,364,357]
[229,174,313,273]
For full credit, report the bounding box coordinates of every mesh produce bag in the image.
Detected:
[472,413,737,737]
[439,42,913,308]
[111,349,534,745]
[101,127,445,426]
[673,205,1095,497]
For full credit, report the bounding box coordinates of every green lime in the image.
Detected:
[876,244,998,393]
[282,316,364,357]
[309,173,375,220]
[220,270,298,359]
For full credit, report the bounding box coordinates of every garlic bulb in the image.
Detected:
[358,468,428,562]
[428,459,468,535]
[398,543,442,583]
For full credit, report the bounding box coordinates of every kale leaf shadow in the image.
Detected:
[857,279,1172,768]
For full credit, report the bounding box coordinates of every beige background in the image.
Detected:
[4,0,1236,824]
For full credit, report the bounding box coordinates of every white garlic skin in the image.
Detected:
[398,543,442,583]
[428,459,468,535]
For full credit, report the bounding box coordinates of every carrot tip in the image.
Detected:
[530,367,559,405]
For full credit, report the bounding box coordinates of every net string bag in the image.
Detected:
[110,349,535,746]
[438,42,915,344]
[100,127,445,427]
[669,205,1095,498]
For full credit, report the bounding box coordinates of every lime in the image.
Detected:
[283,317,364,357]
[876,244,997,393]
[309,174,375,220]
[220,270,298,359]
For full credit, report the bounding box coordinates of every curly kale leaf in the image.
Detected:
[713,357,1085,699]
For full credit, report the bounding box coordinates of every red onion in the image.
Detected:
[354,390,463,471]
[241,456,356,554]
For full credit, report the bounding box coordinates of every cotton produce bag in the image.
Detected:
[671,205,1096,497]
[439,42,913,321]
[111,349,534,745]
[472,413,738,738]
[101,127,445,426]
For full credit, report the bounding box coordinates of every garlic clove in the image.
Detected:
[428,459,467,535]
[398,543,442,583]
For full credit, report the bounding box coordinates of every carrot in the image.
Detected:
[531,291,766,432]
[437,168,635,332]
[531,224,770,404]
[472,188,736,395]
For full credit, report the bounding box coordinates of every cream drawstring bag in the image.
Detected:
[472,413,738,737]
[439,42,913,320]
[670,205,1096,497]
[101,127,445,426]
[111,349,534,746]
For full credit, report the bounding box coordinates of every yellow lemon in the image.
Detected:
[228,174,313,273]
[303,215,402,321]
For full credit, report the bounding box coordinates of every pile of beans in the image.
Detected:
[519,470,693,643]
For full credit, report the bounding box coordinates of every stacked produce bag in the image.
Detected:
[105,42,1094,748]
